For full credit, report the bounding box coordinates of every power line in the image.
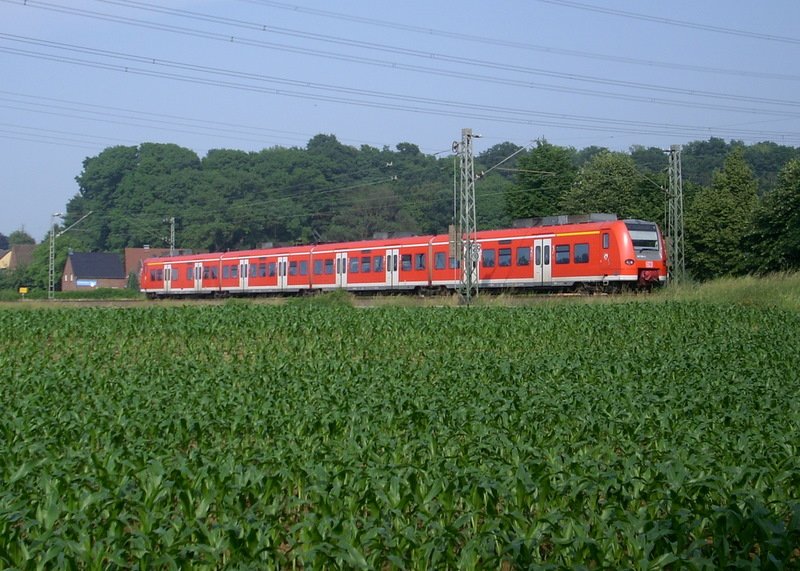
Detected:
[241,0,800,80]
[534,0,800,46]
[2,35,800,145]
[5,1,799,110]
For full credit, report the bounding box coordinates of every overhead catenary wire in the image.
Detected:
[5,0,800,111]
[2,35,800,146]
[239,0,800,81]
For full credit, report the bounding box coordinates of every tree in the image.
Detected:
[685,147,758,280]
[506,140,577,220]
[8,230,35,246]
[748,158,800,272]
[630,145,668,174]
[559,151,645,218]
[477,142,523,182]
[0,233,8,250]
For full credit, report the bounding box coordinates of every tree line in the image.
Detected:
[2,134,799,291]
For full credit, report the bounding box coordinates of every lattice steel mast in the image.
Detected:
[666,144,685,284]
[454,128,479,303]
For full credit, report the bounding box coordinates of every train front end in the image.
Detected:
[622,219,668,288]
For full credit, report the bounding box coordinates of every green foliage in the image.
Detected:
[507,139,577,219]
[559,150,657,219]
[1,302,799,568]
[749,158,800,272]
[55,287,143,300]
[686,147,759,280]
[7,229,35,246]
[287,288,355,308]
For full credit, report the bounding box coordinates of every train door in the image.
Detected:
[336,252,348,288]
[194,262,203,292]
[277,256,288,290]
[533,238,552,284]
[164,264,173,293]
[239,260,249,291]
[386,248,399,287]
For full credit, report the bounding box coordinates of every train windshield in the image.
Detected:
[624,221,660,253]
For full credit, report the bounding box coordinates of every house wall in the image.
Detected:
[61,258,127,291]
[62,274,128,291]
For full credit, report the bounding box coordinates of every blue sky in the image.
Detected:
[2,0,799,240]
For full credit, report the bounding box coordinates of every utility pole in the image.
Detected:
[168,216,176,256]
[48,212,62,301]
[666,145,685,284]
[453,128,480,304]
[48,211,93,300]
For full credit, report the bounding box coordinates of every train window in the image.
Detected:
[324,259,334,275]
[449,256,460,269]
[482,248,495,268]
[268,262,276,277]
[299,261,308,276]
[535,246,541,266]
[517,247,531,266]
[313,260,323,275]
[231,265,239,279]
[555,245,570,264]
[241,265,248,278]
[258,263,267,277]
[602,232,610,249]
[544,245,550,265]
[186,267,193,280]
[401,254,412,271]
[574,243,589,263]
[361,257,371,273]
[373,255,384,272]
[210,267,218,279]
[415,253,426,270]
[222,266,230,279]
[498,248,512,267]
[349,257,359,273]
[435,252,446,270]
[289,261,298,276]
[203,267,210,279]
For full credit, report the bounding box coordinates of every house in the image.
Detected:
[61,252,127,291]
[124,247,195,279]
[0,244,35,270]
[124,247,171,280]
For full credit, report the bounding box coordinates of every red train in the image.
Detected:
[140,217,667,297]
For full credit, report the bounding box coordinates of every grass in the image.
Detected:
[2,272,799,310]
[655,271,800,311]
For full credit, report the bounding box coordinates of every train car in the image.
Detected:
[140,217,666,297]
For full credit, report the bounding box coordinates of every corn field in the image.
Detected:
[1,302,799,569]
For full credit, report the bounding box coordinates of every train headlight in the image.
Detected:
[625,259,635,266]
